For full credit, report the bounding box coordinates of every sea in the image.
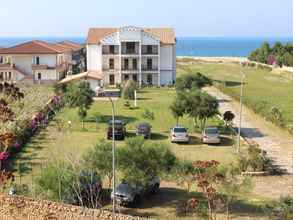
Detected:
[0,36,293,57]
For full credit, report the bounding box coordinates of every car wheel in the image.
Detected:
[132,194,141,207]
[152,183,160,194]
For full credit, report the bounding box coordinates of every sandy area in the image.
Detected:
[177,56,248,63]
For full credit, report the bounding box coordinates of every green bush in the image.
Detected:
[175,72,212,91]
[142,109,155,121]
[264,196,293,220]
[122,80,137,100]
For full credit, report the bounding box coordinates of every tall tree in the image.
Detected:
[170,96,185,125]
[64,81,95,129]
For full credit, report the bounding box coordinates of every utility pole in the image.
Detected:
[108,97,116,219]
[237,65,245,154]
[134,90,137,107]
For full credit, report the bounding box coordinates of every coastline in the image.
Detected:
[177,56,248,64]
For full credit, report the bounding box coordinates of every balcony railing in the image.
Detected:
[142,66,158,71]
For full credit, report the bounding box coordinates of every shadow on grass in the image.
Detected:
[151,133,168,140]
[213,79,245,87]
[86,115,138,125]
[8,129,50,175]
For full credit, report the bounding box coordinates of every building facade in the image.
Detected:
[86,26,176,86]
[0,40,83,83]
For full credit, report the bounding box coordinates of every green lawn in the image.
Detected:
[177,59,293,129]
[11,88,239,183]
[10,87,261,219]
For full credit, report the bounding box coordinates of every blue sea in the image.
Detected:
[0,36,293,57]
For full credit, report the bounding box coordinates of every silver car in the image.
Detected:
[202,127,221,144]
[170,126,189,143]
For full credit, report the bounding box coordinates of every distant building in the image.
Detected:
[0,40,83,83]
[86,26,176,86]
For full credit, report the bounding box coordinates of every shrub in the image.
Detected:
[142,109,155,121]
[264,196,293,220]
[122,80,137,100]
[175,72,212,91]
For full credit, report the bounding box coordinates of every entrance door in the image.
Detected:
[109,74,115,85]
[147,74,153,85]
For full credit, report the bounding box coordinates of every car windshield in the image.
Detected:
[174,127,187,133]
[116,183,134,194]
[138,123,150,129]
[108,121,123,127]
[205,128,219,134]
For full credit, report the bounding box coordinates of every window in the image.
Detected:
[109,74,115,85]
[109,45,115,54]
[124,74,129,80]
[0,72,3,81]
[0,56,3,64]
[147,45,152,54]
[124,59,129,70]
[147,59,152,70]
[37,73,42,80]
[109,58,114,69]
[133,74,137,82]
[36,56,40,65]
[126,42,135,54]
[133,59,137,70]
[8,72,11,80]
[147,74,153,85]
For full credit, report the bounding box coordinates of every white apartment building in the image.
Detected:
[0,40,82,83]
[86,26,176,86]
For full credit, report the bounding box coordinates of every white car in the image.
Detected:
[202,127,221,144]
[170,126,189,143]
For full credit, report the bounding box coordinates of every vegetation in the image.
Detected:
[223,111,235,127]
[175,72,212,91]
[37,160,102,208]
[118,136,176,186]
[64,81,95,129]
[122,80,137,100]
[249,41,293,67]
[264,196,293,220]
[177,60,293,134]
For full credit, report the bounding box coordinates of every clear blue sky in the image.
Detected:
[1,0,292,37]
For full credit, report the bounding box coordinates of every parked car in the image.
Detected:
[170,126,189,143]
[107,120,126,140]
[111,177,160,206]
[136,122,152,138]
[202,127,221,144]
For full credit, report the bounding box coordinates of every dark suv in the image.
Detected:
[136,122,152,138]
[107,120,126,140]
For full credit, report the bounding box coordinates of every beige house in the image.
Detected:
[86,26,176,86]
[0,40,82,83]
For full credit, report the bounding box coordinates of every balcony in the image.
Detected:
[121,42,139,55]
[142,66,158,72]
[141,45,159,55]
[102,45,119,55]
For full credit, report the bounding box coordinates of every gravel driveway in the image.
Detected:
[204,86,293,175]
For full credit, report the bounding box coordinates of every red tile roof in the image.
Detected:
[0,40,82,55]
[87,27,176,45]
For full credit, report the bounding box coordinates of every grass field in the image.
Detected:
[177,59,293,130]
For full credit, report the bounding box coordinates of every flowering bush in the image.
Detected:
[0,152,10,161]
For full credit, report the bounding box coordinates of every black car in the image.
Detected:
[107,120,126,140]
[136,122,151,138]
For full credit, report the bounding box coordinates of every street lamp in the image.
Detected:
[108,97,116,219]
[237,62,246,154]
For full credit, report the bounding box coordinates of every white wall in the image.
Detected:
[33,69,57,81]
[160,45,174,71]
[87,45,102,71]
[13,54,57,75]
[160,70,173,85]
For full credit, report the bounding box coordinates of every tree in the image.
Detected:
[223,111,235,127]
[83,139,114,188]
[218,164,252,220]
[170,97,185,125]
[37,160,102,208]
[175,72,212,91]
[122,80,137,100]
[117,137,176,186]
[142,109,155,121]
[283,52,293,67]
[171,160,195,193]
[189,160,225,220]
[64,81,95,129]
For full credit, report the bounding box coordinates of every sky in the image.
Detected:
[0,0,293,37]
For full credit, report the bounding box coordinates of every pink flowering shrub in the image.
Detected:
[0,152,10,161]
[267,55,276,65]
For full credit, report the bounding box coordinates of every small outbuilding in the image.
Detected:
[59,70,103,93]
